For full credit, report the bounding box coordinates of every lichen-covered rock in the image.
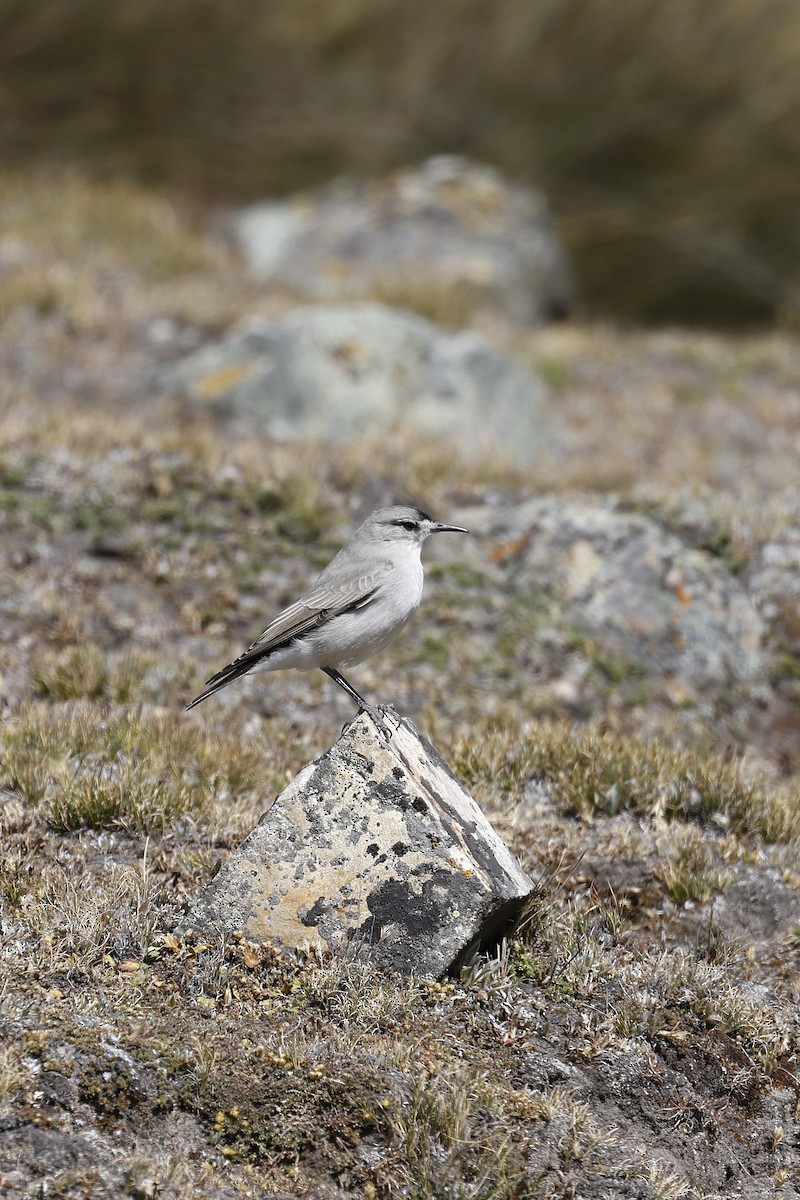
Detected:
[183,711,534,978]
[229,155,575,327]
[165,302,543,466]
[461,497,764,700]
[748,534,800,655]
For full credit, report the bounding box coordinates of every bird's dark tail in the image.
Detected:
[185,621,310,711]
[184,656,263,711]
[184,679,227,711]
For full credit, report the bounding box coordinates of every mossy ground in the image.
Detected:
[1,172,800,1197]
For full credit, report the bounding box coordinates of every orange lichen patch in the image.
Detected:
[489,533,533,564]
[193,357,271,399]
[664,676,693,706]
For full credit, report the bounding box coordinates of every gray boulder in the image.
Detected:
[462,497,764,700]
[747,534,800,656]
[166,302,544,466]
[230,155,574,327]
[183,710,534,978]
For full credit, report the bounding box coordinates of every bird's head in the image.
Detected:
[363,505,469,546]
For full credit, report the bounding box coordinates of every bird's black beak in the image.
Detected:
[430,522,469,535]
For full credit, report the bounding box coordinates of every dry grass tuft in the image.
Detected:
[0,701,274,839]
[449,721,800,844]
[31,646,195,707]
[18,857,162,968]
[384,1065,527,1199]
[0,1042,32,1111]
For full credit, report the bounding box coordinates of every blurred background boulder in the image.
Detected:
[230,156,574,328]
[1,0,798,327]
[164,302,544,465]
[460,497,764,706]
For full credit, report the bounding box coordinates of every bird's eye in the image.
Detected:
[395,519,417,531]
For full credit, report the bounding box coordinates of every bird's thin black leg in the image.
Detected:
[321,668,396,739]
[322,667,370,708]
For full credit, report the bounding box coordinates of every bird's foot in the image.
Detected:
[360,702,399,742]
[339,704,397,741]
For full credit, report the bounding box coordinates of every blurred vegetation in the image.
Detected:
[1,0,799,325]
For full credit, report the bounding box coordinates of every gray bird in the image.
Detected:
[185,505,468,713]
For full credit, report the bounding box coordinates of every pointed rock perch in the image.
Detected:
[184,712,534,978]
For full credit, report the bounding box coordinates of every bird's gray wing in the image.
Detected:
[246,570,385,658]
[185,567,386,709]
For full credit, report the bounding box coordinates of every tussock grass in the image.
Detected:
[513,894,797,1081]
[0,1042,32,1110]
[31,645,110,702]
[30,646,200,709]
[30,646,179,705]
[633,949,793,1077]
[302,950,423,1032]
[450,721,800,843]
[655,827,735,906]
[0,701,274,837]
[0,170,212,279]
[385,1066,526,1200]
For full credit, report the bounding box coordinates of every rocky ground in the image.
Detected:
[1,169,800,1198]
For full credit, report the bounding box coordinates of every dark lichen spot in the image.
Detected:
[366,842,379,857]
[392,841,410,857]
[356,873,454,943]
[301,897,328,927]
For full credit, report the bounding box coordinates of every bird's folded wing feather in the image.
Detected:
[204,570,385,685]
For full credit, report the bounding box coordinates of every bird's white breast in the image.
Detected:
[315,545,424,668]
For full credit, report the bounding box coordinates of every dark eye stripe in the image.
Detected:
[393,519,418,530]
